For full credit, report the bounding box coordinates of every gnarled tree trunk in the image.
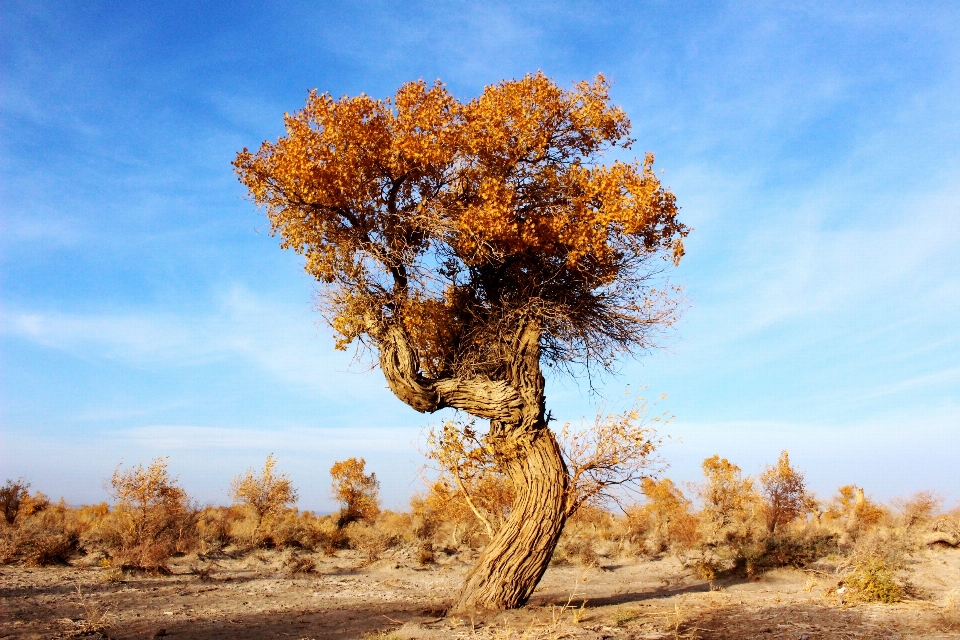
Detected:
[370,315,571,612]
[452,423,568,612]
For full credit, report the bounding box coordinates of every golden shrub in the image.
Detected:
[230,454,298,527]
[330,458,381,527]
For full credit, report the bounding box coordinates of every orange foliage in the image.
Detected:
[634,477,699,551]
[330,458,380,527]
[759,450,814,533]
[234,72,688,377]
[697,455,760,542]
[230,454,298,526]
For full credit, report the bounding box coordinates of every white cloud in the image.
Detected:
[0,284,380,397]
[118,425,415,452]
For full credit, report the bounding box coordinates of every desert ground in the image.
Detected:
[2,543,958,640]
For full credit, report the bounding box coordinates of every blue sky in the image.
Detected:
[2,1,958,511]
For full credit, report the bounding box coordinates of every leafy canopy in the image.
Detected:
[235,73,688,379]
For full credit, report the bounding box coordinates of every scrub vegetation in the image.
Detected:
[2,449,959,639]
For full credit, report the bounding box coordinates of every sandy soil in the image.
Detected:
[2,546,958,639]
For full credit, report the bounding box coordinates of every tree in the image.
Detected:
[0,478,30,525]
[108,458,192,570]
[234,72,688,611]
[697,455,758,543]
[636,477,699,550]
[330,457,380,527]
[758,450,813,533]
[230,454,298,527]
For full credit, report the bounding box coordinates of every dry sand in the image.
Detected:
[2,546,958,639]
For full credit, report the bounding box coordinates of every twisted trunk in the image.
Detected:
[452,423,568,612]
[370,315,570,612]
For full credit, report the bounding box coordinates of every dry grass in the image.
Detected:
[1,450,955,639]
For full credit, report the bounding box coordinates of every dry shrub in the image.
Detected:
[550,535,600,567]
[410,478,496,551]
[331,458,381,528]
[25,532,77,566]
[423,422,514,540]
[345,519,401,564]
[739,524,839,574]
[284,551,316,574]
[551,506,613,566]
[416,541,435,565]
[376,510,415,543]
[2,498,85,566]
[929,507,960,547]
[231,455,298,529]
[939,589,960,631]
[0,479,31,525]
[102,458,196,572]
[837,529,910,603]
[189,562,216,580]
[0,530,16,564]
[196,506,239,552]
[625,477,699,555]
[897,491,942,527]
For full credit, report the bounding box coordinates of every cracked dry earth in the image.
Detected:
[2,547,959,640]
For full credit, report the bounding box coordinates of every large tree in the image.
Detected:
[234,73,688,612]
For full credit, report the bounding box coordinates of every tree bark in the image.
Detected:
[451,424,568,612]
[451,320,569,612]
[369,315,570,613]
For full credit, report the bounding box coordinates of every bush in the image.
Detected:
[103,458,195,571]
[630,477,699,554]
[894,491,942,529]
[25,533,77,567]
[845,556,904,603]
[0,497,86,566]
[284,551,316,574]
[330,458,381,528]
[196,506,238,552]
[826,485,887,535]
[0,478,31,525]
[230,454,298,531]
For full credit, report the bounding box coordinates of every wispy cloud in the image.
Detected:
[0,284,376,396]
[118,425,416,452]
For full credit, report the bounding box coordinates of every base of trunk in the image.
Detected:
[451,428,568,613]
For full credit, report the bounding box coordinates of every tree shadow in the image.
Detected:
[683,601,878,639]
[530,574,754,609]
[100,597,441,640]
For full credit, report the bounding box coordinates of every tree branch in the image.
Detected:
[369,317,523,421]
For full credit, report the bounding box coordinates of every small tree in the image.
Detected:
[425,400,664,534]
[827,485,885,531]
[0,478,31,525]
[759,450,813,533]
[108,458,192,570]
[330,458,380,528]
[230,454,298,527]
[560,400,666,515]
[697,455,758,542]
[635,477,699,551]
[424,421,514,538]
